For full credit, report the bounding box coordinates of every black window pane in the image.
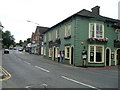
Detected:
[96,52,102,62]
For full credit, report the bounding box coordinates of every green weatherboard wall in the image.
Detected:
[43,15,118,67]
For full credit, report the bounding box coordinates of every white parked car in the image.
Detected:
[18,48,23,51]
[4,49,9,54]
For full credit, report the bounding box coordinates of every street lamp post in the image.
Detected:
[0,22,4,90]
[27,20,39,26]
[27,20,40,54]
[0,22,4,49]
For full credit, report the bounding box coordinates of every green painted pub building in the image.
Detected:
[43,6,120,67]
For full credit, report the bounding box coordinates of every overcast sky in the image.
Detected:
[0,0,120,43]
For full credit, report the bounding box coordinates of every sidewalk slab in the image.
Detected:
[25,52,119,70]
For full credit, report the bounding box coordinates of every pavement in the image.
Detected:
[29,52,119,70]
[86,66,119,70]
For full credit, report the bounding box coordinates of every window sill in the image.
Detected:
[65,57,70,60]
[56,38,60,40]
[88,62,104,64]
[87,38,108,43]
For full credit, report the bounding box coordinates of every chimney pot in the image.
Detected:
[91,6,100,15]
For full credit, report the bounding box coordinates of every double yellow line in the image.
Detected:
[0,66,11,81]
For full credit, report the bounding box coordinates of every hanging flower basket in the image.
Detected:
[55,38,61,44]
[64,36,71,39]
[48,40,53,45]
[87,38,108,43]
[114,40,120,43]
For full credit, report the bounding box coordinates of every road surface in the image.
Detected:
[2,50,118,89]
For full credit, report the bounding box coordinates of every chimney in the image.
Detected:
[91,6,100,15]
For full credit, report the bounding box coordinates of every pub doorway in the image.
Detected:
[106,48,110,66]
[53,47,56,61]
[71,47,74,65]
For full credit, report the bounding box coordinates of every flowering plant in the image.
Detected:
[114,40,120,43]
[64,36,71,39]
[48,40,53,45]
[55,38,61,44]
[87,38,108,42]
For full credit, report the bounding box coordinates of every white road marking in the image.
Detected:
[41,84,48,88]
[24,61,31,65]
[19,52,23,54]
[25,86,32,88]
[61,76,101,90]
[35,66,50,73]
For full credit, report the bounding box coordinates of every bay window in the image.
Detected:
[89,23,104,38]
[56,30,60,39]
[96,46,103,62]
[89,45,104,63]
[90,24,94,38]
[65,25,71,37]
[65,46,71,59]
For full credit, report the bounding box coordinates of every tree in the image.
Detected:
[19,40,23,46]
[2,30,15,48]
[27,38,31,43]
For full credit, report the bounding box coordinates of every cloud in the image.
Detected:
[0,0,119,42]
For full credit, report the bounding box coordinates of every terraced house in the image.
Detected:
[31,26,49,55]
[43,6,120,67]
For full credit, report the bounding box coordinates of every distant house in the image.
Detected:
[31,26,49,55]
[31,32,35,54]
[43,6,120,67]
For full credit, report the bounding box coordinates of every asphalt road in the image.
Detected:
[2,50,118,89]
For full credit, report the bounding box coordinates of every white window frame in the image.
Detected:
[56,30,60,39]
[49,32,52,41]
[44,34,46,42]
[116,29,120,40]
[49,48,52,57]
[41,47,43,55]
[65,46,71,59]
[65,24,71,37]
[88,45,104,63]
[65,26,67,36]
[44,47,46,56]
[55,47,59,58]
[89,23,104,39]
